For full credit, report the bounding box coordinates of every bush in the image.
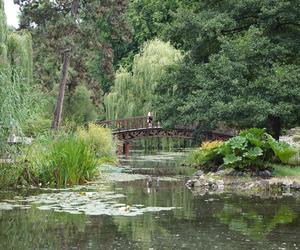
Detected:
[288,148,300,166]
[186,128,296,172]
[77,123,116,162]
[186,140,224,171]
[220,128,296,171]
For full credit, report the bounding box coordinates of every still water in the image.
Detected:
[1,151,300,250]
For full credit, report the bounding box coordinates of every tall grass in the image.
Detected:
[77,123,117,163]
[24,124,116,188]
[38,136,98,187]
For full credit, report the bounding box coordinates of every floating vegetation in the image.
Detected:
[0,191,178,217]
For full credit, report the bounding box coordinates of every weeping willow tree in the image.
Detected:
[105,39,190,150]
[0,0,9,73]
[7,30,33,84]
[105,39,182,120]
[0,0,45,154]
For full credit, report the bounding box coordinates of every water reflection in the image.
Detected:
[0,151,300,249]
[215,203,297,240]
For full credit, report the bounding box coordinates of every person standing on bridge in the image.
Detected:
[147,112,153,128]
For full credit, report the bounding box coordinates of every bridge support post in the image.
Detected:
[123,141,130,158]
[118,143,123,155]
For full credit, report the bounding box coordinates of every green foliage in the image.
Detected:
[187,128,296,171]
[105,39,182,120]
[24,124,116,188]
[33,135,98,187]
[7,30,33,84]
[0,4,47,157]
[267,136,296,164]
[64,85,98,125]
[0,71,48,156]
[186,140,224,172]
[77,123,117,161]
[271,164,300,177]
[0,164,24,188]
[18,0,131,97]
[220,129,295,170]
[0,0,7,45]
[155,0,300,138]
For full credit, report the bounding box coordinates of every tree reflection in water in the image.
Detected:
[215,203,297,240]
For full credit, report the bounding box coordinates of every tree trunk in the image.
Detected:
[268,115,281,140]
[51,0,79,129]
[51,50,71,129]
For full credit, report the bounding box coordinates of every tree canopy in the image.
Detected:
[155,0,300,139]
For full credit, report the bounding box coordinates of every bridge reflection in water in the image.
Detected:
[96,114,235,156]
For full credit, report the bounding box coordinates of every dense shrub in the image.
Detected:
[187,128,296,172]
[77,124,117,163]
[186,140,224,172]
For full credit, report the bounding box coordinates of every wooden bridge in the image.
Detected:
[96,114,236,155]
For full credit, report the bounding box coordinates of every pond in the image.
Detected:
[0,150,300,249]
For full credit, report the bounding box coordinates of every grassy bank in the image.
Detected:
[271,164,300,177]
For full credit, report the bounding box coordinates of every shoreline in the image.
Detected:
[186,170,300,197]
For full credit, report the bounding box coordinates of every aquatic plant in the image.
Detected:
[24,124,116,187]
[31,135,98,187]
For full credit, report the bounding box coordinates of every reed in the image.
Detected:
[30,134,98,187]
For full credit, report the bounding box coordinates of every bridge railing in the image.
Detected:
[97,116,160,130]
[97,116,199,131]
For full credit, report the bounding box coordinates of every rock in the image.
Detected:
[192,170,204,177]
[291,181,300,191]
[217,165,225,171]
[194,180,205,187]
[216,180,224,190]
[185,180,194,188]
[259,170,272,178]
[259,180,270,190]
[270,182,284,191]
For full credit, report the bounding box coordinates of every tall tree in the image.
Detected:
[52,0,79,129]
[17,0,131,127]
[156,0,300,139]
[104,39,182,120]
